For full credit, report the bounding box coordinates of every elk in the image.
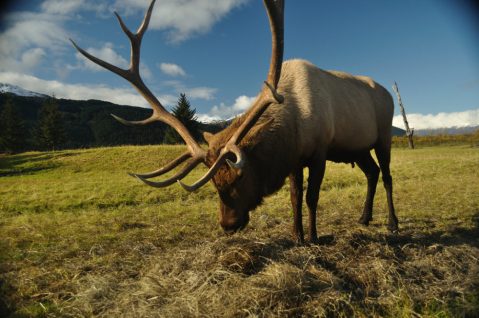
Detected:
[71,0,398,243]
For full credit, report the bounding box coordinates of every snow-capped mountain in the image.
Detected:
[0,83,48,98]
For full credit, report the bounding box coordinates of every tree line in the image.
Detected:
[0,96,65,152]
[0,93,220,154]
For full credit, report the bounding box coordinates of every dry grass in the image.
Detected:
[65,223,479,318]
[1,145,478,317]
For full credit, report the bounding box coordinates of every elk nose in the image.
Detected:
[221,222,242,234]
[223,228,237,235]
[220,218,246,234]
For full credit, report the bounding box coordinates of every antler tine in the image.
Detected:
[69,39,128,79]
[114,12,134,40]
[113,0,155,73]
[178,142,246,191]
[264,0,284,88]
[136,0,156,36]
[110,113,158,126]
[226,0,285,146]
[135,157,203,188]
[229,0,285,147]
[228,0,284,146]
[128,151,191,179]
[178,154,227,192]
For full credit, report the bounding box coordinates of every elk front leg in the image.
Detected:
[306,158,326,243]
[289,168,304,244]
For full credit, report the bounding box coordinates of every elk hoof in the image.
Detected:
[388,224,399,235]
[293,234,305,245]
[358,215,372,226]
[308,236,320,245]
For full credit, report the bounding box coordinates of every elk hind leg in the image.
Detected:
[375,143,399,232]
[356,151,380,226]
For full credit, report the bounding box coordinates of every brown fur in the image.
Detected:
[206,59,398,241]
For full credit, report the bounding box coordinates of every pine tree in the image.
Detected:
[163,93,200,144]
[0,97,26,153]
[35,97,66,151]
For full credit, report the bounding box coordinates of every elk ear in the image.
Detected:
[202,131,214,144]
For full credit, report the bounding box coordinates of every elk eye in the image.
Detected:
[235,167,243,177]
[234,171,244,184]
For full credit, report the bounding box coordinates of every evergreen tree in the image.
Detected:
[0,97,26,153]
[35,97,66,151]
[163,93,200,144]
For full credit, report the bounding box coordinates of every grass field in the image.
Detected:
[0,144,478,317]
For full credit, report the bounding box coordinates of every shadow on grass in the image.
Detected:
[0,152,76,177]
[136,214,479,317]
[221,211,479,276]
[372,211,479,248]
[0,280,15,318]
[0,239,17,317]
[217,236,297,275]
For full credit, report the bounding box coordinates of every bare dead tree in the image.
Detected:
[392,81,414,149]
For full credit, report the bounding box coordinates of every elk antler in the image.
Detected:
[179,0,285,191]
[70,0,206,187]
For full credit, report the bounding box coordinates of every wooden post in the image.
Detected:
[392,81,414,149]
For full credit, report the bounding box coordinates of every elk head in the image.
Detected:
[71,0,285,234]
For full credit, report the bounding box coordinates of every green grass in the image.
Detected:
[1,145,478,317]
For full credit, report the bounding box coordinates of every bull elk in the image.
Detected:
[71,0,398,243]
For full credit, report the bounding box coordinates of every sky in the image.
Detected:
[0,0,478,129]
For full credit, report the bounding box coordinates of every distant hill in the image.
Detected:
[0,83,49,98]
[0,84,408,151]
[391,126,406,137]
[0,92,224,151]
[415,126,479,136]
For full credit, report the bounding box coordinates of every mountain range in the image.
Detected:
[413,126,479,136]
[0,83,49,98]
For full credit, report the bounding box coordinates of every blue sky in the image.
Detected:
[0,0,478,129]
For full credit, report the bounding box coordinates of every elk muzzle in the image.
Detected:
[219,204,250,234]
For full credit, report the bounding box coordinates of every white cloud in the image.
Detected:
[21,48,46,69]
[41,0,84,15]
[114,0,249,42]
[0,0,246,115]
[197,95,256,122]
[158,94,180,107]
[0,12,68,73]
[140,64,153,79]
[0,12,67,55]
[393,108,479,130]
[159,63,186,77]
[40,0,110,16]
[162,80,217,101]
[0,71,178,108]
[70,42,153,79]
[184,87,217,100]
[74,42,129,71]
[0,0,248,84]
